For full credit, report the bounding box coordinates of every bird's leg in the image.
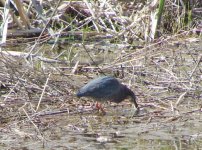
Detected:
[95,102,106,113]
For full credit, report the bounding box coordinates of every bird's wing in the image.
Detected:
[86,80,120,99]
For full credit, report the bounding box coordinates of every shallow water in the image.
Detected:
[1,103,202,150]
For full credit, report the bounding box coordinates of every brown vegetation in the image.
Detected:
[0,0,201,149]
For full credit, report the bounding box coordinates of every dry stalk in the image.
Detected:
[175,91,188,107]
[83,0,100,32]
[189,54,202,79]
[22,108,44,141]
[36,73,51,111]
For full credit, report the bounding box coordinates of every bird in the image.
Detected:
[76,76,139,112]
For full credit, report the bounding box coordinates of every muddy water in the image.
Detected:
[1,103,202,150]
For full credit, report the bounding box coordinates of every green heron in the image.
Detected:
[77,76,139,112]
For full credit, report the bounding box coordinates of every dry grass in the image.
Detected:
[0,35,201,123]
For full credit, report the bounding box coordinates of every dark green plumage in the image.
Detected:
[77,76,138,108]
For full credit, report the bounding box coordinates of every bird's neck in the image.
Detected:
[124,86,138,108]
[124,86,135,99]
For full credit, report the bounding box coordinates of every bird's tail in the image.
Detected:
[76,91,83,98]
